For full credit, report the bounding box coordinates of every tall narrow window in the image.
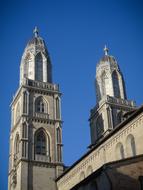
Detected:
[14,134,20,159]
[35,53,43,81]
[56,127,62,162]
[126,134,136,157]
[22,123,27,138]
[23,91,28,114]
[116,142,125,160]
[101,72,106,96]
[56,128,61,143]
[101,71,108,97]
[112,71,121,98]
[35,97,46,113]
[35,130,49,156]
[56,98,60,119]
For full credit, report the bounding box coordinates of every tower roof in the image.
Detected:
[25,27,49,55]
[98,45,118,67]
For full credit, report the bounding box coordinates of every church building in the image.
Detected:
[8,28,143,190]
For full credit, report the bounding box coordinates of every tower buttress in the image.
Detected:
[8,28,64,190]
[89,46,136,146]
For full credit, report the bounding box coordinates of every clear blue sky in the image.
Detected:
[0,0,143,189]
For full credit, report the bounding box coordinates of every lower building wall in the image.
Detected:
[57,112,143,190]
[71,156,143,190]
[33,165,57,190]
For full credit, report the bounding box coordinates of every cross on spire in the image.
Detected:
[104,45,109,56]
[33,26,39,37]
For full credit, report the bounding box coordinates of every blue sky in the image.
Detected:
[0,0,143,189]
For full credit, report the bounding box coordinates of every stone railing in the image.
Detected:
[91,95,136,115]
[106,96,135,107]
[33,112,49,120]
[23,78,59,91]
[35,154,51,162]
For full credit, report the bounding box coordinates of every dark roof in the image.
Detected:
[56,104,143,181]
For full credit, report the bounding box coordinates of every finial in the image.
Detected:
[104,45,109,56]
[33,26,39,37]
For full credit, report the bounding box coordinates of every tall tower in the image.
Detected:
[89,46,136,146]
[8,27,64,190]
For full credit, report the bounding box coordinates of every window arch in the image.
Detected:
[35,53,43,81]
[126,134,136,157]
[112,70,121,98]
[115,142,125,160]
[35,96,47,113]
[34,129,50,156]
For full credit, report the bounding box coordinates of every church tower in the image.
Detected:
[89,46,136,146]
[8,27,64,190]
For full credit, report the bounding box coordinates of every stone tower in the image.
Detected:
[89,46,136,146]
[8,27,64,190]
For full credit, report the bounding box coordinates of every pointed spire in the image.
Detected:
[104,45,109,56]
[33,26,39,37]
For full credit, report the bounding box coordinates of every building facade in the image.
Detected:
[56,47,143,190]
[8,28,64,190]
[8,29,143,190]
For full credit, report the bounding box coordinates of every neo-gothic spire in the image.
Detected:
[89,47,135,145]
[104,45,109,56]
[20,28,52,84]
[33,26,39,37]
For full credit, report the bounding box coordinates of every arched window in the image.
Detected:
[35,97,46,113]
[35,129,50,157]
[35,130,46,155]
[96,114,104,139]
[112,71,121,98]
[35,53,43,81]
[16,102,20,122]
[56,97,60,119]
[115,142,125,160]
[126,134,136,157]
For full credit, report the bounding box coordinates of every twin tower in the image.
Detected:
[8,28,135,190]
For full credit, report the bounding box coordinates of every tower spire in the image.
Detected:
[104,45,109,56]
[33,26,39,37]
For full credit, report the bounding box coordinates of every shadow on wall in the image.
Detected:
[71,155,143,190]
